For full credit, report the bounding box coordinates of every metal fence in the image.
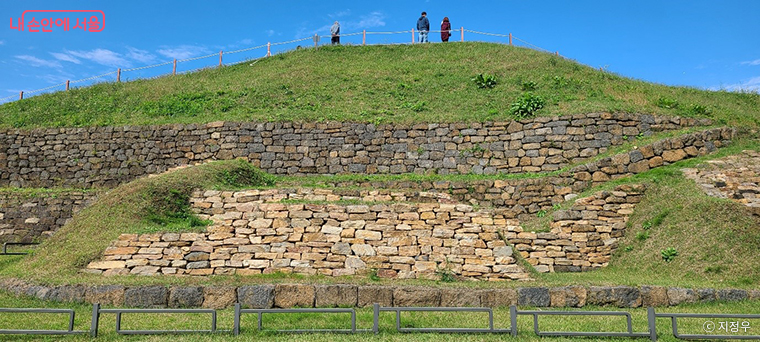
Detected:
[0,303,758,341]
[0,242,39,255]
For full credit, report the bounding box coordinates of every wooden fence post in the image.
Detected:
[117,68,121,82]
[219,50,223,67]
[509,33,512,45]
[19,91,23,100]
[267,42,271,57]
[172,59,177,75]
[66,80,70,91]
[363,30,366,45]
[461,27,464,42]
[555,51,559,56]
[411,29,415,43]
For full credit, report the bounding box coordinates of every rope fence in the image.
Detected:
[1,28,561,104]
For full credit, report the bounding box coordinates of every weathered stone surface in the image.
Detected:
[480,288,518,307]
[124,286,168,308]
[518,287,550,307]
[43,285,86,303]
[202,286,237,309]
[587,286,641,307]
[440,288,481,307]
[274,284,315,308]
[237,285,274,309]
[358,286,394,307]
[169,286,204,308]
[549,286,587,307]
[667,287,697,305]
[85,285,125,306]
[315,285,358,307]
[393,287,441,307]
[717,289,747,302]
[641,286,668,307]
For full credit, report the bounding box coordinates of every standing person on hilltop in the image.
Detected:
[416,11,430,43]
[331,21,340,45]
[440,17,452,42]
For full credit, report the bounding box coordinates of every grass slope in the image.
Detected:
[1,43,759,129]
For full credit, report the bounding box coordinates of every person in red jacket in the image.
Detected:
[440,17,452,42]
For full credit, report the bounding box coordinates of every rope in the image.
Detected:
[366,30,413,35]
[512,36,553,54]
[69,70,118,84]
[270,36,312,46]
[24,82,67,95]
[122,60,173,72]
[0,94,17,102]
[226,44,268,55]
[464,29,510,38]
[178,52,219,63]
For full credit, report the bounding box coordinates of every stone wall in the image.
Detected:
[0,190,97,243]
[86,190,530,280]
[1,278,757,309]
[506,184,646,273]
[0,114,708,188]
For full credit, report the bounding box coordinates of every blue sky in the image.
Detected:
[2,1,759,104]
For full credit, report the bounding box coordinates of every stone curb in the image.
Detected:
[1,278,757,309]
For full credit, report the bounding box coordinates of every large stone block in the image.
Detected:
[518,287,550,307]
[237,285,274,309]
[357,286,394,307]
[274,284,315,308]
[169,286,204,308]
[124,286,168,308]
[480,288,518,308]
[587,286,641,307]
[440,288,481,307]
[202,286,237,309]
[315,285,358,307]
[85,285,125,306]
[393,287,441,307]
[641,286,668,307]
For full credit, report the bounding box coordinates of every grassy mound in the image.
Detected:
[1,43,758,129]
[1,159,273,282]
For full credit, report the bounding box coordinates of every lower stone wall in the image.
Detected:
[0,190,97,243]
[507,184,646,272]
[1,278,756,309]
[86,190,530,280]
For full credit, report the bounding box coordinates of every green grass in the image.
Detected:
[1,43,758,129]
[0,290,759,341]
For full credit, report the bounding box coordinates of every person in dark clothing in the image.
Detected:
[330,21,340,44]
[440,17,451,42]
[416,11,430,43]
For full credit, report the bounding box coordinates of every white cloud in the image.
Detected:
[157,45,210,60]
[711,76,760,92]
[296,11,386,38]
[66,48,131,68]
[742,59,760,66]
[50,52,81,64]
[265,30,275,37]
[328,10,351,19]
[14,55,62,68]
[0,40,4,45]
[126,47,157,64]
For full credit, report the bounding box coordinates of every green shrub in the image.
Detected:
[656,97,679,109]
[472,73,497,89]
[635,231,649,241]
[216,159,275,188]
[521,81,538,91]
[686,104,711,116]
[661,247,679,262]
[509,93,545,119]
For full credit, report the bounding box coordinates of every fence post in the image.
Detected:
[219,50,223,67]
[267,42,271,56]
[117,68,121,82]
[411,28,415,43]
[555,51,559,56]
[461,27,464,42]
[372,303,380,334]
[90,303,100,338]
[19,91,23,100]
[66,80,70,91]
[509,33,512,45]
[647,307,657,342]
[314,34,319,48]
[363,30,366,45]
[172,59,177,75]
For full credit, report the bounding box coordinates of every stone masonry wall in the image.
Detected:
[0,114,708,188]
[0,190,97,243]
[507,184,646,273]
[86,190,530,280]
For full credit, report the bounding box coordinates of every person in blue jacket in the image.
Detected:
[416,12,430,43]
[330,21,340,44]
